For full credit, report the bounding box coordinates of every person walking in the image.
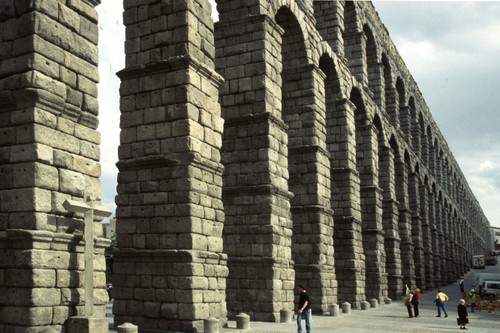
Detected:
[468,289,477,313]
[107,282,113,301]
[404,289,414,318]
[296,285,311,333]
[435,289,449,317]
[412,288,421,318]
[457,298,468,330]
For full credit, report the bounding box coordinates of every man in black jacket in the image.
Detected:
[297,285,311,333]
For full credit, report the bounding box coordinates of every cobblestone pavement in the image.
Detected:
[107,267,500,332]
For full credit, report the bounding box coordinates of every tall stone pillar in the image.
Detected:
[285,65,336,314]
[399,106,411,144]
[459,219,467,274]
[463,220,471,272]
[216,13,295,322]
[0,0,108,331]
[421,127,429,166]
[446,209,462,277]
[396,157,414,288]
[455,215,465,276]
[113,1,228,332]
[379,145,402,300]
[428,191,440,287]
[465,219,472,271]
[434,199,445,286]
[411,114,421,159]
[358,124,387,304]
[453,216,459,275]
[384,83,399,130]
[344,31,368,85]
[370,61,386,108]
[313,0,345,57]
[409,172,425,289]
[440,206,452,284]
[420,184,433,289]
[428,145,435,176]
[329,98,366,308]
[436,152,443,188]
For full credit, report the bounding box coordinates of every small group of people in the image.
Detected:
[404,284,421,318]
[295,281,472,332]
[434,288,469,329]
[404,285,469,330]
[458,279,476,329]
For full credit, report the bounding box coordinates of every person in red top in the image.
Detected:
[412,288,421,318]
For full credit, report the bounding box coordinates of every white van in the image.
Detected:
[472,273,500,289]
[481,280,500,300]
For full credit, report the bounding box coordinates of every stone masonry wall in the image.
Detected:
[0,0,109,332]
[112,0,228,332]
[213,0,491,314]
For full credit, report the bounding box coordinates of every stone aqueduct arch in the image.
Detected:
[0,0,492,332]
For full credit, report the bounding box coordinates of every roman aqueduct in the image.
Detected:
[0,0,492,332]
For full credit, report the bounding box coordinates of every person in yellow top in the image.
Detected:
[435,289,449,317]
[468,289,477,313]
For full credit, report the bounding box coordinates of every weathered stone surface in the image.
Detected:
[67,316,109,333]
[4,268,56,287]
[0,7,105,333]
[13,162,59,190]
[0,305,53,325]
[56,270,83,288]
[9,143,54,164]
[59,168,86,196]
[0,287,61,306]
[1,188,52,212]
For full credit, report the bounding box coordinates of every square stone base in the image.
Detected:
[67,316,108,333]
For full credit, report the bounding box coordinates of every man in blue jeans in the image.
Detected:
[435,289,449,317]
[297,285,311,333]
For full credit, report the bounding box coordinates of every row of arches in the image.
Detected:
[215,0,490,319]
[340,0,472,206]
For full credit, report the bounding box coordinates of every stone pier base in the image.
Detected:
[67,316,108,333]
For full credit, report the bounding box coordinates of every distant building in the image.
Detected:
[492,226,500,251]
[103,217,116,239]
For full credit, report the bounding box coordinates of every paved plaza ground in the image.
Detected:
[107,265,500,332]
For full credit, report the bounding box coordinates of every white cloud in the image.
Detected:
[96,1,124,218]
[479,161,496,172]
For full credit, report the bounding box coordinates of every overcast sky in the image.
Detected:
[95,1,500,228]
